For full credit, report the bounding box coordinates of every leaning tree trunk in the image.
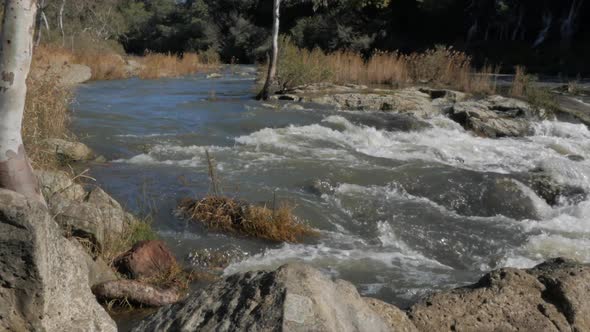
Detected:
[0,0,45,204]
[256,0,280,100]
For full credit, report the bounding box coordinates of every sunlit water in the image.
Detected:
[72,68,590,308]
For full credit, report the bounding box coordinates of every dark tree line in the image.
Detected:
[24,0,590,74]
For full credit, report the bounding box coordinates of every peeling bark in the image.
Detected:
[0,0,45,204]
[92,280,182,307]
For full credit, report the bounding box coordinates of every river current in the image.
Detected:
[72,68,590,308]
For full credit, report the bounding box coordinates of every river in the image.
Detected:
[72,67,590,312]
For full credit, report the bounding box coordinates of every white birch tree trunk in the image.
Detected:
[257,0,280,100]
[0,0,45,204]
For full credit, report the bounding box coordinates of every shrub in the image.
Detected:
[272,36,334,91]
[177,196,318,243]
[272,42,497,94]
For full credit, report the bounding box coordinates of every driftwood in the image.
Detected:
[92,280,181,307]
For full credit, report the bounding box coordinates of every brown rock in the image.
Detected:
[114,240,177,279]
[92,280,181,307]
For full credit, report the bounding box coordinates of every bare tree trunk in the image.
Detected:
[59,0,66,47]
[0,0,45,204]
[35,0,47,47]
[256,0,280,100]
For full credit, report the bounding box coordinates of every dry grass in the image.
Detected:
[275,38,498,94]
[23,69,72,169]
[510,66,529,97]
[138,52,219,79]
[74,51,128,81]
[178,196,318,243]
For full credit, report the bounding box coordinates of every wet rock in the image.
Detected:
[0,189,117,331]
[307,179,336,196]
[114,240,177,279]
[187,247,246,271]
[35,169,86,202]
[53,201,133,251]
[132,263,402,332]
[42,138,95,161]
[344,112,432,132]
[567,154,585,162]
[270,94,302,101]
[527,172,586,206]
[554,95,590,127]
[93,280,181,307]
[449,96,536,137]
[408,258,590,332]
[419,87,467,102]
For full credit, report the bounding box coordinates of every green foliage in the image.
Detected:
[275,36,333,90]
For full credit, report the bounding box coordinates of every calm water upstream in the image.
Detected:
[72,67,590,309]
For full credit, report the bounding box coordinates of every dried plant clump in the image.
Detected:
[178,196,318,243]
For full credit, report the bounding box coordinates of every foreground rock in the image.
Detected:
[133,263,414,331]
[408,258,590,331]
[114,240,177,279]
[0,189,116,331]
[42,138,95,161]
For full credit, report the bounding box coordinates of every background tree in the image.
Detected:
[0,0,45,204]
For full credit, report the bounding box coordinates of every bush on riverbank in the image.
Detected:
[178,196,318,243]
[272,38,498,94]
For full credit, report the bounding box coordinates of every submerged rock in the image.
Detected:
[0,189,116,331]
[526,172,586,206]
[42,138,95,161]
[408,258,590,332]
[132,263,413,332]
[114,240,178,279]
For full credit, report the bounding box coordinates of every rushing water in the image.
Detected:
[72,68,590,309]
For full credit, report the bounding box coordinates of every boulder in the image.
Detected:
[308,88,438,117]
[132,263,415,332]
[35,169,86,202]
[74,240,119,287]
[42,138,94,161]
[526,172,586,206]
[93,280,181,307]
[0,189,116,331]
[449,95,549,138]
[53,201,133,251]
[407,258,590,332]
[85,186,123,210]
[114,240,177,279]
